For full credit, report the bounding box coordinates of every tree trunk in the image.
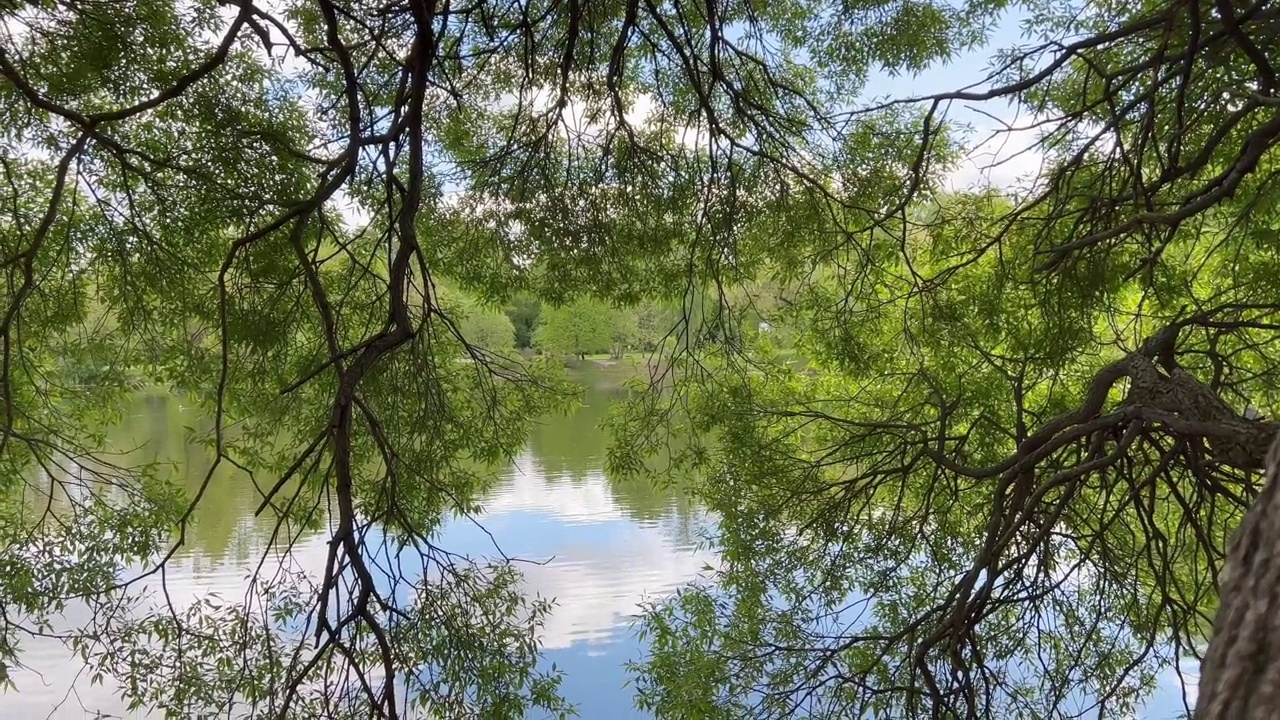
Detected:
[1196,431,1280,718]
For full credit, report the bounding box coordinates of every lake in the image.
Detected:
[5,368,714,719]
[4,367,1199,718]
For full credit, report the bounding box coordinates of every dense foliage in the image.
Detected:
[2,0,1279,717]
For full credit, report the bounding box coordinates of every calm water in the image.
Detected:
[4,369,1199,718]
[5,369,714,719]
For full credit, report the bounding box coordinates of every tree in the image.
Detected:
[460,307,517,352]
[5,0,1280,716]
[599,1,1280,716]
[1197,430,1280,718]
[504,293,542,349]
[0,0,867,715]
[5,0,895,710]
[434,281,518,352]
[632,301,679,353]
[609,306,640,359]
[534,299,630,359]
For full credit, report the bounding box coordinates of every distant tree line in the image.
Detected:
[441,279,797,361]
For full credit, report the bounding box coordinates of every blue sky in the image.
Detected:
[861,3,1032,99]
[851,3,1050,191]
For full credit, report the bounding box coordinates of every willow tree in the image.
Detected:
[0,0,958,717]
[3,0,1278,718]
[601,2,1280,719]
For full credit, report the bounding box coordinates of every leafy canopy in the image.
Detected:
[607,3,1280,718]
[535,298,634,358]
[3,0,1280,717]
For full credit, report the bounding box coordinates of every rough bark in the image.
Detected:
[1196,430,1280,718]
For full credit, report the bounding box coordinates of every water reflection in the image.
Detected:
[3,374,1202,719]
[3,377,711,718]
[445,449,710,650]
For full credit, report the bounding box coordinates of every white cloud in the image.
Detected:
[460,451,716,649]
[483,452,627,521]
[930,95,1050,195]
[944,119,1048,193]
[521,527,712,649]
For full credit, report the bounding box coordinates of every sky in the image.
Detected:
[852,3,1052,192]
